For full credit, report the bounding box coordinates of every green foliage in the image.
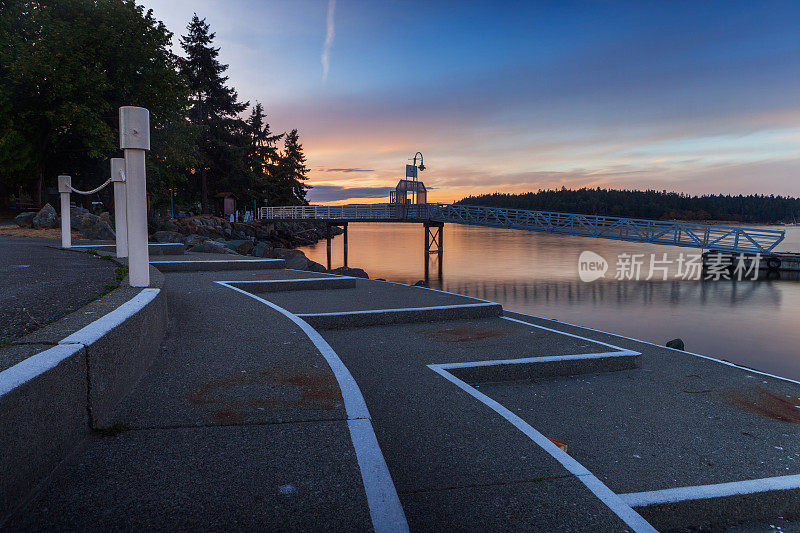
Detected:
[456,188,800,223]
[0,2,309,213]
[178,14,247,214]
[273,129,311,206]
[0,0,196,207]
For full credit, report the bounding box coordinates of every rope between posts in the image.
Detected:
[67,176,113,195]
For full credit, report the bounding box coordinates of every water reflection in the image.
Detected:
[300,223,800,380]
[444,279,783,311]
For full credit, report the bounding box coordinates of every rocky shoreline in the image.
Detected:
[14,205,370,278]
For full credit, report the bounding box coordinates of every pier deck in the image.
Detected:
[8,261,800,531]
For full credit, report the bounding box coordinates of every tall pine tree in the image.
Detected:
[275,129,310,205]
[179,14,247,213]
[245,102,283,206]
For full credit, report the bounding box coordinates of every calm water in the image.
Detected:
[300,223,800,380]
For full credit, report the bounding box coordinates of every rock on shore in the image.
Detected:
[15,204,116,240]
[149,214,358,275]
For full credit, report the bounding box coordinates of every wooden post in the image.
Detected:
[326,223,332,270]
[424,223,430,283]
[343,222,348,267]
[437,223,443,280]
[119,106,150,287]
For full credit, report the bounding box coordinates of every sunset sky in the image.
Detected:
[140,1,800,204]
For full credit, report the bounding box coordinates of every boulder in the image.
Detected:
[273,248,311,270]
[252,241,274,258]
[413,280,428,287]
[666,338,685,351]
[329,266,369,279]
[32,203,59,229]
[305,261,327,273]
[152,231,185,244]
[98,211,112,227]
[189,240,239,255]
[236,240,255,255]
[79,212,100,230]
[14,212,36,228]
[184,234,207,247]
[86,220,116,241]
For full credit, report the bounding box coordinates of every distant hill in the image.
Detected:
[455,188,800,224]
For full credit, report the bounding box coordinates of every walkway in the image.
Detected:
[9,257,800,531]
[0,236,117,343]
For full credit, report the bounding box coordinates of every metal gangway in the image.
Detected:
[259,203,785,255]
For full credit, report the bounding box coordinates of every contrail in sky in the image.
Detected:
[321,0,336,85]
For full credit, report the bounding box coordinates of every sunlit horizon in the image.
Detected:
[139,1,800,204]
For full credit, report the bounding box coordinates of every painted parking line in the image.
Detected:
[215,281,408,533]
[149,259,283,264]
[620,474,800,507]
[427,316,656,533]
[296,302,498,318]
[216,277,341,284]
[505,310,800,387]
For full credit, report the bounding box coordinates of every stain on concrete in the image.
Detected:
[418,325,512,342]
[190,369,343,423]
[728,387,800,424]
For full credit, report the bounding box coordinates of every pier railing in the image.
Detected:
[259,203,786,254]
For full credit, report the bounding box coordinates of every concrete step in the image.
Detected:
[445,351,641,384]
[228,277,356,293]
[297,302,503,329]
[69,243,185,255]
[149,258,285,272]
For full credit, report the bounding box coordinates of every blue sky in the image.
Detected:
[140,0,800,203]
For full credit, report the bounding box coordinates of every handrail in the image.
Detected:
[258,203,786,255]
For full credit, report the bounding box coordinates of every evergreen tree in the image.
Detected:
[245,102,283,205]
[275,129,310,205]
[0,0,193,208]
[179,14,247,213]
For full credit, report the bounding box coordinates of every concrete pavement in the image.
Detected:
[0,236,117,343]
[8,261,800,531]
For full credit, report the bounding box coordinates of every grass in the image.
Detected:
[0,337,11,348]
[85,249,114,261]
[96,266,129,298]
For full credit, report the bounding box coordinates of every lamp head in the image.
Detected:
[418,163,426,171]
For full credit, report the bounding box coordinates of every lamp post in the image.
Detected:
[408,151,426,210]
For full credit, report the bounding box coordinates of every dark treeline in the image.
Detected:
[456,188,800,223]
[0,1,309,214]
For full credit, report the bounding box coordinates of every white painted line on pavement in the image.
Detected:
[149,259,283,264]
[620,474,800,507]
[215,281,408,533]
[221,278,341,284]
[427,363,656,533]
[0,287,161,397]
[296,302,498,317]
[60,288,160,346]
[439,350,638,370]
[0,344,83,397]
[428,312,654,531]
[504,311,800,386]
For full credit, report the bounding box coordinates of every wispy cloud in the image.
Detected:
[306,185,391,202]
[321,0,336,85]
[323,168,375,173]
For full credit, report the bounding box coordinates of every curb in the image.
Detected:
[0,264,167,520]
[298,302,503,329]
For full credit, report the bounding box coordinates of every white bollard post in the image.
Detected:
[110,158,128,258]
[58,175,72,248]
[119,106,150,287]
